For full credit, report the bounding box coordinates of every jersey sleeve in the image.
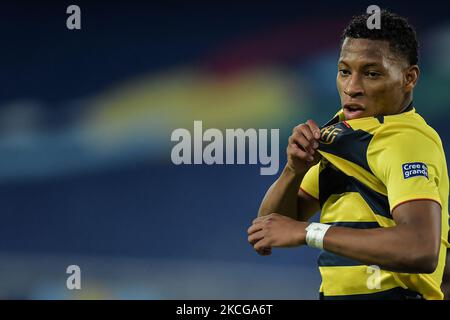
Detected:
[368,126,443,212]
[300,162,320,200]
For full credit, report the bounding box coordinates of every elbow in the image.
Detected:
[412,252,439,274]
[406,244,440,274]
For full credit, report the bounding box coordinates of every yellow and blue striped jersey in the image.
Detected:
[300,105,450,300]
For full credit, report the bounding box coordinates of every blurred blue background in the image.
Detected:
[0,0,449,299]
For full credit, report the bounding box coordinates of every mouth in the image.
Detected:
[343,103,366,119]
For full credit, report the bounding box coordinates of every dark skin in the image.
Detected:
[443,250,450,299]
[248,38,442,274]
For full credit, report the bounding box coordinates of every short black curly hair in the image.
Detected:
[341,10,419,65]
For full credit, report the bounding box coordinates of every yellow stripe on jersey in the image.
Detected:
[319,265,401,296]
[320,192,395,227]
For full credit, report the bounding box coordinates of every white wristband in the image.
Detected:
[305,223,332,250]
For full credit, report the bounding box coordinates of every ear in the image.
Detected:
[404,65,420,92]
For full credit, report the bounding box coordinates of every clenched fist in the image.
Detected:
[247,213,309,255]
[287,119,322,175]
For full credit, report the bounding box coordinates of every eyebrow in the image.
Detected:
[338,60,383,68]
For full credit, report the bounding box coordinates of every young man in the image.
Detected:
[247,10,450,299]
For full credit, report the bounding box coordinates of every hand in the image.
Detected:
[247,213,308,255]
[287,119,322,175]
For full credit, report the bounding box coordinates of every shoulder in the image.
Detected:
[370,111,443,152]
[367,111,446,180]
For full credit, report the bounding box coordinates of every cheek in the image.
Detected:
[363,83,390,112]
[366,80,403,111]
[366,79,397,98]
[381,77,405,100]
[367,66,405,98]
[336,77,345,97]
[384,69,406,92]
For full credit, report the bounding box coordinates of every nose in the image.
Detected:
[344,74,364,97]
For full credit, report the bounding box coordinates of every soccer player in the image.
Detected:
[247,10,450,300]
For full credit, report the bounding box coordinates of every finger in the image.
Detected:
[291,147,314,163]
[247,223,263,235]
[293,124,313,140]
[300,125,320,150]
[257,247,272,256]
[252,214,271,224]
[306,119,321,140]
[288,136,309,159]
[298,124,314,143]
[287,143,313,161]
[248,230,265,245]
[289,139,314,162]
[301,125,320,150]
[291,131,314,154]
[254,238,271,252]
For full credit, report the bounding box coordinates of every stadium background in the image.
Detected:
[0,0,449,299]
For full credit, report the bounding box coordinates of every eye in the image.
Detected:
[339,69,350,76]
[366,71,381,78]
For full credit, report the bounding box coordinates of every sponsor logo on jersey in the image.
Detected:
[402,162,428,179]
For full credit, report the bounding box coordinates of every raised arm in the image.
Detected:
[257,120,321,221]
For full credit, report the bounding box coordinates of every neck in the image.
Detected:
[399,100,413,113]
[398,94,413,113]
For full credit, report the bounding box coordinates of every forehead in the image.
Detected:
[339,38,400,65]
